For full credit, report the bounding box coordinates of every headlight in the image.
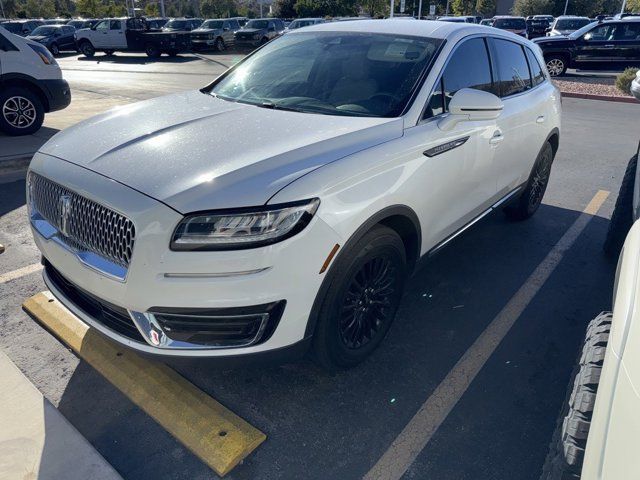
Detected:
[171,199,320,251]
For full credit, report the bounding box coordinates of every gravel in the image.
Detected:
[552,76,631,98]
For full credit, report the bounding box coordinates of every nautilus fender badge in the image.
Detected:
[423,136,470,158]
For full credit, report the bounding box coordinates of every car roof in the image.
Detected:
[303,19,499,39]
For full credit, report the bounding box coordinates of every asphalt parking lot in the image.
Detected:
[1,51,640,480]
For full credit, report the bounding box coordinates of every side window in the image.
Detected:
[0,32,19,51]
[584,24,617,41]
[95,20,109,30]
[490,38,532,97]
[614,23,640,40]
[424,37,493,119]
[223,21,230,30]
[268,21,275,31]
[525,48,545,86]
[110,20,121,30]
[230,20,239,29]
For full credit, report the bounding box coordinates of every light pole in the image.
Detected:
[390,0,394,17]
[0,0,5,19]
[563,0,569,15]
[159,0,165,17]
[621,0,627,13]
[418,0,422,18]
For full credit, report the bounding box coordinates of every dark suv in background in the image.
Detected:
[534,18,640,76]
[234,18,285,48]
[26,24,76,55]
[526,18,550,39]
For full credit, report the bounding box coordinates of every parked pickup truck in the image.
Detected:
[75,17,191,58]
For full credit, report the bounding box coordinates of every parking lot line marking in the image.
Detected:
[364,190,610,480]
[23,291,266,477]
[0,263,42,284]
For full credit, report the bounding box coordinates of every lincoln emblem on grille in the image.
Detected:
[58,194,72,237]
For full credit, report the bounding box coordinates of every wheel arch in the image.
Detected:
[303,204,421,338]
[0,74,50,112]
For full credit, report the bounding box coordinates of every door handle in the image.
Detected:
[536,115,545,124]
[489,131,504,145]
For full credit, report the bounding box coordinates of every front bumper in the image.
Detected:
[28,153,343,357]
[235,38,261,48]
[40,78,71,113]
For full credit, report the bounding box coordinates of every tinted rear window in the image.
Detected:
[490,38,532,97]
[494,18,526,30]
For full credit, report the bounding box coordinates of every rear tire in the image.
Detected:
[49,42,59,56]
[79,40,95,58]
[540,312,612,480]
[504,141,555,221]
[312,225,407,371]
[603,154,637,258]
[0,86,45,136]
[545,54,568,77]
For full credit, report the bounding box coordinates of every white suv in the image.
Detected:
[27,21,561,369]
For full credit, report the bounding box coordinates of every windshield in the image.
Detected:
[555,18,590,30]
[210,32,442,118]
[164,20,187,29]
[494,18,526,29]
[67,21,84,28]
[246,20,269,29]
[290,20,317,28]
[30,26,58,36]
[201,20,224,29]
[1,22,23,33]
[568,21,597,39]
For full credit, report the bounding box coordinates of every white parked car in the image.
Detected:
[27,20,561,369]
[0,25,71,135]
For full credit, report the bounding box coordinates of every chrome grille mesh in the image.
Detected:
[29,172,135,267]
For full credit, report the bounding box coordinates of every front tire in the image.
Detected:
[504,141,555,221]
[49,42,59,56]
[312,225,407,370]
[0,86,45,136]
[145,44,161,58]
[603,154,637,258]
[545,55,568,77]
[214,37,225,51]
[78,40,95,58]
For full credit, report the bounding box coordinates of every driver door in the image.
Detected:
[410,37,499,248]
[574,23,619,64]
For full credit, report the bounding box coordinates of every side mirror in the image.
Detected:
[544,27,551,33]
[438,88,503,131]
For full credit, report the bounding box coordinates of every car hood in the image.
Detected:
[26,35,49,41]
[193,28,221,33]
[534,35,572,44]
[237,28,264,34]
[39,90,403,213]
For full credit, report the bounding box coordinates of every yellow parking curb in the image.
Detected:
[23,291,266,477]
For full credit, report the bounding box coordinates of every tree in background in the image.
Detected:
[24,0,57,17]
[475,0,495,16]
[201,0,238,16]
[272,0,296,17]
[512,0,551,16]
[451,0,475,15]
[628,0,640,11]
[295,0,358,17]
[75,0,106,16]
[144,1,160,15]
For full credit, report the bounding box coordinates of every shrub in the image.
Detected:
[616,68,640,96]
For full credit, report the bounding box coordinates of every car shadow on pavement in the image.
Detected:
[50,202,616,480]
[0,127,59,166]
[0,177,27,216]
[76,54,201,65]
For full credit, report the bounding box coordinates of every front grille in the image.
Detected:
[192,33,211,40]
[45,261,145,343]
[29,172,135,268]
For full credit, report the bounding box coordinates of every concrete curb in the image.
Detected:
[561,92,638,104]
[0,155,32,175]
[0,351,123,480]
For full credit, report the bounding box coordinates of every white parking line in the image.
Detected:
[364,190,610,480]
[0,263,42,285]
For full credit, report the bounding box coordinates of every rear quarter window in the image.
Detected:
[525,47,546,86]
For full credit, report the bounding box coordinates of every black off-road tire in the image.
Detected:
[603,154,637,258]
[540,312,612,480]
[504,141,555,221]
[79,40,95,58]
[312,225,407,371]
[0,86,45,136]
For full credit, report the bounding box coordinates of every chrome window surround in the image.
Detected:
[28,172,135,282]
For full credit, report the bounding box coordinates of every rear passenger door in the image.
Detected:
[410,36,499,247]
[60,26,75,49]
[488,38,545,194]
